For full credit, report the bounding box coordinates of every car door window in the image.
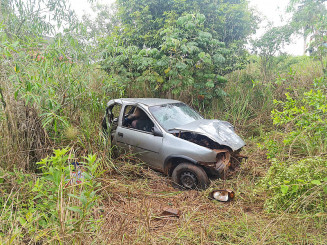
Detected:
[122,106,154,132]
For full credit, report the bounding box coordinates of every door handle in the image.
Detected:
[118,132,123,137]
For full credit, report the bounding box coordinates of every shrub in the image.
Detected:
[262,157,327,213]
[271,78,327,157]
[0,148,103,244]
[261,77,327,213]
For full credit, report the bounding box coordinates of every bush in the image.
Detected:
[0,148,103,244]
[271,77,327,157]
[261,77,327,213]
[262,157,327,213]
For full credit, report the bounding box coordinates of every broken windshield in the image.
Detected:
[149,103,203,131]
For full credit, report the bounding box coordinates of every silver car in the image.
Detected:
[102,98,245,189]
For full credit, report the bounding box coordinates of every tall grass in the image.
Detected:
[0,149,104,244]
[1,26,327,244]
[208,56,325,135]
[0,36,117,170]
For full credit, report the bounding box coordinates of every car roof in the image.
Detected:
[110,98,181,107]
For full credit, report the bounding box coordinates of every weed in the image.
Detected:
[0,148,103,244]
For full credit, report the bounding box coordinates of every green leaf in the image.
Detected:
[205,81,215,88]
[33,194,44,199]
[68,206,83,214]
[82,172,92,180]
[281,185,289,195]
[18,217,27,226]
[292,185,299,192]
[311,180,321,185]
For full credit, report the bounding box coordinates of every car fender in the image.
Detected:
[163,155,200,176]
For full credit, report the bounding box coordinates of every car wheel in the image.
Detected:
[171,163,210,190]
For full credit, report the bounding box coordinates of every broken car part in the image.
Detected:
[209,189,235,202]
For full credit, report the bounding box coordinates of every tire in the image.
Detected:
[171,163,210,190]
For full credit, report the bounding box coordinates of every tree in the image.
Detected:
[80,3,120,45]
[100,0,258,104]
[287,0,327,54]
[1,0,77,40]
[287,0,327,74]
[102,14,228,105]
[114,0,257,75]
[252,25,292,80]
[307,16,327,74]
[115,0,257,50]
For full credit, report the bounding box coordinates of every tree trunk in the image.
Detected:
[303,34,307,56]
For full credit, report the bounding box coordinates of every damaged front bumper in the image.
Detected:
[199,149,247,178]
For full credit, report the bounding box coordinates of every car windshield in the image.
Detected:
[149,103,203,131]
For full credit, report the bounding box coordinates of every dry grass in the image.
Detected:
[0,64,51,170]
[95,145,327,244]
[0,98,52,170]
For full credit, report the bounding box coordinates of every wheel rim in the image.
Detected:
[180,171,197,189]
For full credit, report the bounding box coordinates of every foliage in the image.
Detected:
[9,37,103,138]
[260,77,327,213]
[102,14,228,106]
[99,0,258,104]
[287,0,327,72]
[271,78,327,157]
[252,25,293,80]
[262,157,327,213]
[115,0,257,49]
[0,2,108,242]
[287,0,327,40]
[259,77,327,160]
[1,0,77,39]
[1,0,327,242]
[81,2,120,46]
[220,55,317,133]
[306,14,327,74]
[221,64,274,132]
[0,148,103,244]
[0,4,115,168]
[7,49,107,156]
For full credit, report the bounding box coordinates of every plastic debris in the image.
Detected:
[65,162,85,187]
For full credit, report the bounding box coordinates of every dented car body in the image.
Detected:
[102,98,246,189]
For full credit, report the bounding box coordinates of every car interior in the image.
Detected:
[123,106,154,132]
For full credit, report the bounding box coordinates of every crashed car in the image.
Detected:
[102,98,246,189]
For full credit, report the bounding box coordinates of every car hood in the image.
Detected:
[172,119,245,151]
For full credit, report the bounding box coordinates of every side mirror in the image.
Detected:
[152,126,163,137]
